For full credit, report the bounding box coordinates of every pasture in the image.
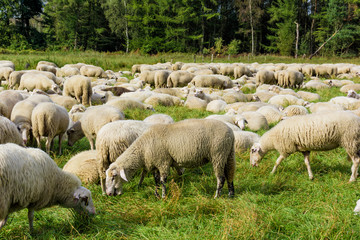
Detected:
[1,52,360,239]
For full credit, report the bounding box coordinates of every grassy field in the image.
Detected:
[1,52,360,239]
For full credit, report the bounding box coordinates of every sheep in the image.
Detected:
[131,64,142,75]
[0,67,13,82]
[37,60,57,68]
[0,60,15,69]
[67,105,125,150]
[329,96,360,110]
[139,70,156,86]
[31,102,70,154]
[102,86,133,96]
[297,91,321,102]
[96,120,153,193]
[154,70,172,88]
[36,64,57,75]
[194,89,222,103]
[256,106,284,124]
[106,97,154,111]
[56,66,80,77]
[282,105,309,117]
[219,64,235,77]
[250,111,360,182]
[234,65,252,78]
[190,75,232,89]
[18,73,61,94]
[255,70,276,86]
[340,84,360,93]
[314,64,337,78]
[8,70,27,89]
[63,150,99,184]
[143,114,174,124]
[0,90,24,119]
[0,116,24,146]
[241,111,269,131]
[308,102,345,113]
[0,143,95,231]
[347,90,360,99]
[268,94,307,108]
[49,94,79,110]
[205,114,247,130]
[153,87,189,99]
[302,65,315,77]
[144,93,183,107]
[233,131,260,154]
[171,62,184,71]
[166,71,198,87]
[63,75,92,106]
[184,96,208,110]
[302,80,330,90]
[105,119,236,198]
[222,91,248,104]
[206,100,228,113]
[253,90,277,102]
[80,65,107,78]
[11,100,37,145]
[276,70,304,88]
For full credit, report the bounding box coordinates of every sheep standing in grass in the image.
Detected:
[67,105,125,150]
[256,70,276,86]
[105,119,236,198]
[167,70,195,88]
[0,67,13,82]
[0,90,24,119]
[31,102,70,154]
[0,143,95,231]
[0,116,24,146]
[18,73,61,94]
[11,100,37,145]
[154,70,172,88]
[63,75,92,106]
[250,111,360,182]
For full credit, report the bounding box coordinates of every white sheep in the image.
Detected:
[184,96,208,110]
[31,102,70,154]
[96,120,153,193]
[105,119,236,198]
[144,93,183,107]
[0,90,24,119]
[255,70,276,86]
[256,106,284,124]
[154,70,172,88]
[282,105,309,117]
[308,102,345,113]
[56,66,80,77]
[80,65,107,78]
[67,105,125,150]
[250,111,360,182]
[0,67,13,82]
[143,114,174,124]
[268,94,308,108]
[18,72,61,94]
[206,100,228,113]
[11,100,37,145]
[0,143,95,231]
[340,84,360,93]
[49,94,79,110]
[205,114,247,130]
[0,116,24,146]
[233,131,260,154]
[139,70,156,86]
[241,111,269,131]
[329,96,360,110]
[347,90,360,99]
[36,64,57,75]
[106,97,154,111]
[303,80,330,90]
[253,90,277,103]
[190,75,232,89]
[63,75,93,106]
[63,150,99,184]
[297,91,321,102]
[0,60,15,69]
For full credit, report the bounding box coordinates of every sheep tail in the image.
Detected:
[224,146,236,183]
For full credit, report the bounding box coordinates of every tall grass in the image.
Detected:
[1,53,360,239]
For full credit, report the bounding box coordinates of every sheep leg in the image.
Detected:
[227,181,235,198]
[214,176,225,199]
[349,156,360,182]
[58,133,63,155]
[303,151,314,180]
[35,136,41,149]
[271,155,286,174]
[153,170,161,198]
[0,216,8,230]
[89,139,95,150]
[28,209,34,232]
[45,137,53,154]
[160,176,167,199]
[138,169,147,188]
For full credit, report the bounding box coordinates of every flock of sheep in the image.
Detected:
[1,59,360,232]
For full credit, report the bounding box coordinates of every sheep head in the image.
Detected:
[105,164,128,196]
[72,186,96,215]
[250,143,264,167]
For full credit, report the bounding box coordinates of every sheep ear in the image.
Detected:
[119,168,128,182]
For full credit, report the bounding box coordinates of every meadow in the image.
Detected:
[1,52,360,239]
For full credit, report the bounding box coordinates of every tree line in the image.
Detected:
[1,0,359,57]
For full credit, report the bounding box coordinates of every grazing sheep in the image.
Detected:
[308,102,344,113]
[8,70,27,89]
[167,70,195,88]
[250,111,360,182]
[139,71,156,86]
[340,84,360,93]
[96,120,153,193]
[314,64,337,78]
[184,96,208,110]
[31,102,70,154]
[329,96,360,110]
[63,150,99,184]
[0,116,24,146]
[256,106,284,124]
[268,94,307,108]
[144,93,183,107]
[233,131,260,154]
[11,100,37,145]
[80,65,107,78]
[67,105,125,150]
[18,73,61,94]
[234,65,252,78]
[282,105,309,117]
[0,67,13,82]
[49,94,79,110]
[63,75,92,106]
[102,86,133,96]
[276,70,304,88]
[106,97,154,111]
[36,64,57,75]
[206,100,228,113]
[297,91,321,102]
[105,119,236,198]
[154,70,172,88]
[0,90,24,119]
[347,90,360,99]
[143,114,174,124]
[0,143,95,231]
[190,75,232,89]
[56,66,80,77]
[241,111,269,131]
[131,64,142,75]
[153,87,189,99]
[256,70,276,86]
[205,114,247,130]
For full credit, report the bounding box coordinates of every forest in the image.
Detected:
[0,0,359,57]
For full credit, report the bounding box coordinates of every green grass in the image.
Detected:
[1,52,360,239]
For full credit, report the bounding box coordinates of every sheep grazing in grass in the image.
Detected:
[250,111,360,182]
[105,119,236,198]
[31,102,70,154]
[255,70,276,86]
[63,75,93,106]
[0,90,24,119]
[167,70,195,88]
[0,143,95,232]
[0,116,24,146]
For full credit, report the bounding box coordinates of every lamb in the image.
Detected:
[255,70,276,86]
[0,67,13,82]
[63,150,99,184]
[31,102,70,154]
[167,70,195,88]
[18,72,61,94]
[233,131,260,154]
[154,70,172,88]
[67,105,125,150]
[347,90,360,99]
[105,119,236,198]
[206,100,228,113]
[0,116,24,146]
[106,97,154,111]
[0,90,24,119]
[63,75,92,106]
[143,114,174,124]
[80,65,107,78]
[0,143,95,231]
[96,120,153,193]
[250,111,360,182]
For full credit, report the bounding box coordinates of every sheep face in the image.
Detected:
[250,143,264,167]
[71,186,96,215]
[66,122,84,146]
[105,166,126,196]
[234,117,247,130]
